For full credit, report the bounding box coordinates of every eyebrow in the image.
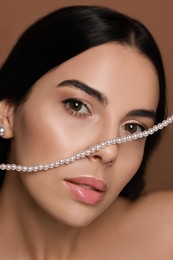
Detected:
[126,109,156,121]
[57,80,156,121]
[57,79,108,106]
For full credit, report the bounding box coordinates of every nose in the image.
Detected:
[89,140,118,166]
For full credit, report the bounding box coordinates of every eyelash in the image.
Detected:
[62,98,148,134]
[122,122,147,135]
[62,98,91,118]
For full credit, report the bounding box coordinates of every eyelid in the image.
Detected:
[62,96,92,109]
[122,120,147,131]
[63,97,92,111]
[61,97,92,118]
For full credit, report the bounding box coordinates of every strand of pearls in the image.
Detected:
[0,115,173,173]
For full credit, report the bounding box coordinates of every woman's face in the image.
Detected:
[9,44,159,226]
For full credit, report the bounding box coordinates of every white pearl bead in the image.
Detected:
[70,156,75,162]
[153,125,159,131]
[116,137,122,144]
[22,166,28,172]
[132,134,138,140]
[43,165,49,170]
[6,164,11,170]
[16,165,22,172]
[75,154,81,159]
[106,140,111,145]
[111,139,117,144]
[127,135,132,141]
[95,145,101,151]
[167,117,173,123]
[138,132,144,138]
[54,162,60,167]
[122,137,127,142]
[100,142,106,147]
[163,120,168,126]
[33,166,39,172]
[59,159,65,165]
[28,166,34,172]
[65,159,70,164]
[80,152,86,158]
[158,123,163,129]
[143,130,149,137]
[0,164,6,170]
[38,164,44,170]
[85,150,91,155]
[91,147,96,153]
[11,164,17,170]
[0,127,5,136]
[49,163,55,168]
[148,128,154,135]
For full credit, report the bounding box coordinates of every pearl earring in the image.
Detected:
[0,127,5,136]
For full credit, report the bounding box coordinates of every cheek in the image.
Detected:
[10,105,70,164]
[10,103,93,165]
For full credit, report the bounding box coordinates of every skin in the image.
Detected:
[0,43,173,259]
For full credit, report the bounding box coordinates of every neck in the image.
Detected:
[0,173,84,260]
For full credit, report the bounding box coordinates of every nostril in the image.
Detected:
[91,154,115,166]
[92,155,102,160]
[88,143,118,165]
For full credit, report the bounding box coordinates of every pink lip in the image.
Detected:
[64,177,107,205]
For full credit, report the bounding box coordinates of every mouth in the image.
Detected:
[64,176,107,204]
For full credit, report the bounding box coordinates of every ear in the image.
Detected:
[0,99,16,139]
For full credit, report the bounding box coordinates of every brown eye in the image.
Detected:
[124,123,145,134]
[62,98,91,117]
[68,100,83,111]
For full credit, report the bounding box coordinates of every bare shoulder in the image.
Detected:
[128,190,173,244]
[132,190,173,222]
[100,190,173,226]
[111,191,173,257]
[111,191,173,239]
[86,192,173,259]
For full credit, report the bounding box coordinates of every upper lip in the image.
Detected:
[65,176,107,192]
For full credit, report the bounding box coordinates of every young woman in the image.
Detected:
[0,5,173,259]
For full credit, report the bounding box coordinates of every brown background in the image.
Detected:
[0,0,172,192]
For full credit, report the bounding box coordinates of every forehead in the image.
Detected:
[35,43,159,111]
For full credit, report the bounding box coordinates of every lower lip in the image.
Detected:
[64,180,104,204]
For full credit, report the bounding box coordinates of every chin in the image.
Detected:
[61,215,98,228]
[45,203,104,228]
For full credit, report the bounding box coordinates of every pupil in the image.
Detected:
[70,101,82,111]
[127,124,137,133]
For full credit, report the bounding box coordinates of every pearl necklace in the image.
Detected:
[0,115,173,173]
